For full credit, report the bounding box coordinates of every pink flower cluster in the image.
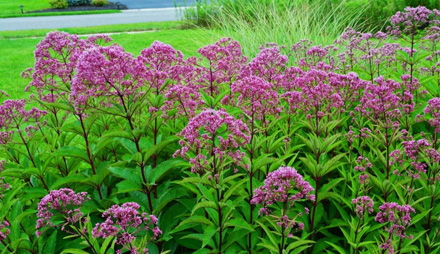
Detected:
[390,139,440,178]
[375,202,415,252]
[351,196,374,217]
[0,220,10,241]
[23,31,112,103]
[36,188,89,237]
[0,99,47,144]
[388,6,440,38]
[251,167,315,216]
[162,84,204,119]
[424,97,440,133]
[138,40,184,93]
[92,202,161,254]
[356,76,402,127]
[71,44,145,113]
[229,76,281,120]
[174,109,250,174]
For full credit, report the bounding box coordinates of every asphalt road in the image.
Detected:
[0,8,183,31]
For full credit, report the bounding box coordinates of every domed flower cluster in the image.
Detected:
[92,202,161,254]
[36,188,89,237]
[0,220,10,241]
[351,196,374,217]
[375,202,415,253]
[174,108,250,174]
[0,99,47,144]
[251,167,315,216]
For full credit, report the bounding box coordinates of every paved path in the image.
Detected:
[0,8,183,31]
[117,0,196,9]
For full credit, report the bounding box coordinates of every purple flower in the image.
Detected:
[36,188,89,237]
[375,202,415,252]
[23,31,111,103]
[92,202,161,253]
[424,97,440,133]
[0,220,10,241]
[0,99,47,144]
[251,167,314,235]
[174,109,250,174]
[251,167,315,215]
[162,84,204,119]
[351,196,374,217]
[138,41,184,93]
[229,76,281,120]
[71,44,145,115]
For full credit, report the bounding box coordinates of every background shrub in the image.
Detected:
[67,0,91,6]
[91,0,108,7]
[49,0,68,9]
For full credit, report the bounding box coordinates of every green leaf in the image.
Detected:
[55,146,89,162]
[61,249,90,254]
[326,241,348,254]
[223,178,247,201]
[116,180,143,194]
[202,226,217,248]
[224,218,254,232]
[43,230,57,253]
[192,201,217,214]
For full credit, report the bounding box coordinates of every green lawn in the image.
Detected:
[1,0,51,17]
[0,27,220,99]
[0,21,186,39]
[0,0,122,18]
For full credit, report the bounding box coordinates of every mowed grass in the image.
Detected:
[0,0,121,18]
[0,28,221,99]
[0,21,185,39]
[0,0,51,17]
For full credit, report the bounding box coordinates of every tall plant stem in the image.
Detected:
[16,127,48,191]
[279,200,288,253]
[79,114,103,200]
[1,239,13,253]
[216,187,223,254]
[248,114,255,254]
[125,114,153,212]
[307,177,320,254]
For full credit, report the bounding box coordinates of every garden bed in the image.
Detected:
[26,2,127,13]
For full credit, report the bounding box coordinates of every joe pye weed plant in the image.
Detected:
[1,5,440,254]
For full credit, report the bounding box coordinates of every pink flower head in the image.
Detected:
[24,31,111,103]
[162,84,204,119]
[356,76,402,128]
[424,97,440,133]
[0,220,10,241]
[251,167,315,215]
[194,38,248,96]
[92,202,161,252]
[242,45,287,89]
[138,41,184,93]
[388,6,436,41]
[375,202,415,251]
[351,196,374,217]
[71,44,144,115]
[251,167,314,234]
[390,139,437,179]
[230,76,281,120]
[0,99,47,144]
[174,109,250,174]
[36,188,89,237]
